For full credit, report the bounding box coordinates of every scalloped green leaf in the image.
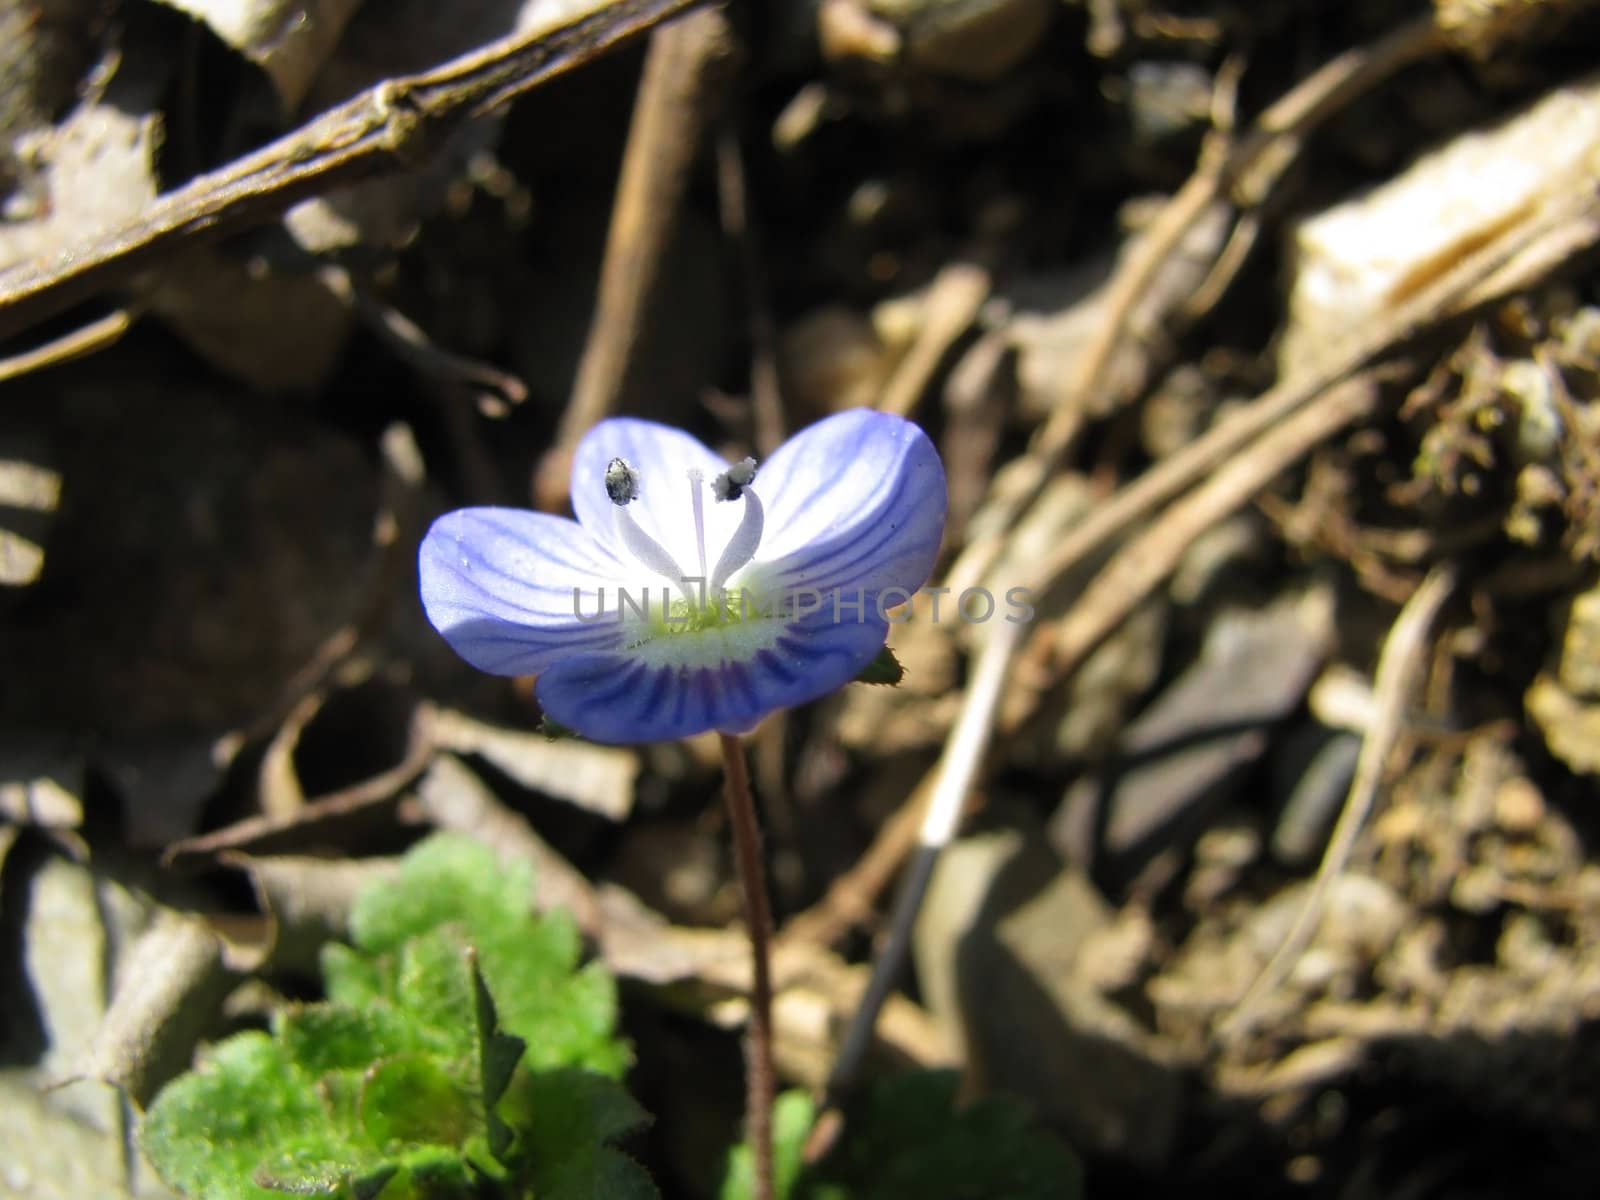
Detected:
[392,927,478,1062]
[347,834,627,1078]
[349,834,534,957]
[322,941,386,1009]
[143,834,642,1199]
[391,1146,481,1196]
[279,1003,419,1075]
[254,1144,395,1197]
[142,1032,342,1200]
[358,1055,474,1150]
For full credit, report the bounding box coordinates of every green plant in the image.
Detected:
[141,834,652,1199]
[720,1073,1082,1200]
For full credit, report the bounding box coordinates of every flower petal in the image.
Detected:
[570,418,746,585]
[535,608,891,743]
[418,507,629,676]
[739,409,946,600]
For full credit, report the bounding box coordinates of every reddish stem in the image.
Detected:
[719,731,775,1200]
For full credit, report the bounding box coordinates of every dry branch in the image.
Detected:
[0,0,707,342]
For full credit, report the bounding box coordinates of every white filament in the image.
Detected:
[709,488,764,595]
[613,504,694,606]
[606,457,766,614]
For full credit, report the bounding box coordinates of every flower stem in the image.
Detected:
[719,731,775,1200]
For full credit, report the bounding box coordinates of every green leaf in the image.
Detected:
[852,645,904,686]
[719,1073,1082,1200]
[469,947,525,1163]
[278,1004,418,1075]
[254,1144,393,1197]
[507,1068,657,1200]
[500,956,627,1078]
[321,942,386,1009]
[312,1071,367,1140]
[392,928,478,1062]
[349,835,535,960]
[470,951,524,1110]
[358,1055,474,1150]
[142,1032,339,1200]
[348,1164,401,1200]
[347,834,628,1077]
[391,1146,479,1197]
[142,833,643,1199]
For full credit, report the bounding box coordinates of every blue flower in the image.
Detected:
[419,409,947,743]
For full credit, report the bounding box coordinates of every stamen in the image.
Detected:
[713,457,758,501]
[605,458,641,505]
[614,506,695,606]
[604,461,694,606]
[710,461,764,594]
[688,468,708,580]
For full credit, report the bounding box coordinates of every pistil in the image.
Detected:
[688,468,709,580]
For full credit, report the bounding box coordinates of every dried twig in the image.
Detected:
[163,705,436,865]
[957,17,1445,587]
[876,261,991,419]
[1220,563,1457,1042]
[535,5,735,507]
[0,306,139,383]
[330,270,529,415]
[1017,174,1600,698]
[825,617,1020,1097]
[0,0,708,342]
[716,126,787,456]
[1036,15,1440,455]
[1044,372,1381,683]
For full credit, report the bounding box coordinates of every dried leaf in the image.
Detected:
[430,707,638,820]
[411,753,603,934]
[1281,72,1600,373]
[226,852,399,976]
[284,0,623,253]
[0,1068,171,1200]
[150,0,367,111]
[0,737,83,828]
[0,443,62,588]
[143,246,354,393]
[22,853,130,1117]
[78,910,235,1107]
[0,56,161,275]
[0,0,106,145]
